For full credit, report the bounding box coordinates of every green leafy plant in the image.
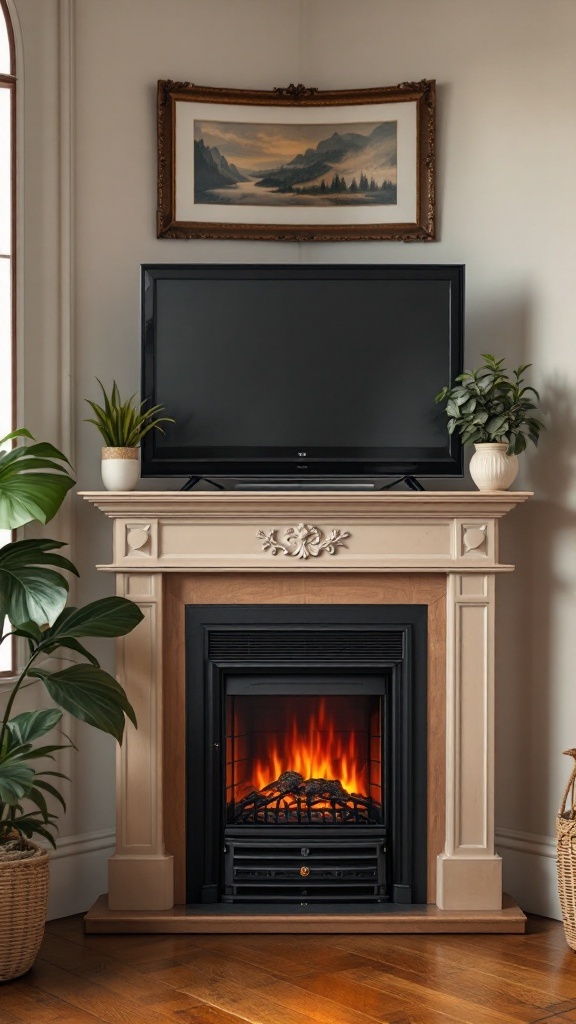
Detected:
[0,428,141,847]
[435,354,545,455]
[85,380,174,448]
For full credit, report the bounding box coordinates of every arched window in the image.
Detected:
[0,0,15,672]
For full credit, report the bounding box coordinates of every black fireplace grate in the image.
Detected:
[223,836,387,903]
[208,628,404,663]
[229,791,382,826]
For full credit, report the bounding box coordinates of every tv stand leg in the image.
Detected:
[181,476,227,492]
[379,475,425,492]
[181,476,200,491]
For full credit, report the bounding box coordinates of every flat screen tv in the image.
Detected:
[141,264,464,484]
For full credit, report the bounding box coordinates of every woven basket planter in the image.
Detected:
[0,843,49,982]
[557,749,576,950]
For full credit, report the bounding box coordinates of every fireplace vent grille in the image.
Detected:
[208,629,404,663]
[223,836,387,903]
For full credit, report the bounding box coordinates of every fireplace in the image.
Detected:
[81,489,530,933]
[185,605,427,907]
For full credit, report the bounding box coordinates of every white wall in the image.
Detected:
[12,0,576,918]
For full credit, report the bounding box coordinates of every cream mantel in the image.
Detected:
[81,490,530,931]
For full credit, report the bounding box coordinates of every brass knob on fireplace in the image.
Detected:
[300,865,311,877]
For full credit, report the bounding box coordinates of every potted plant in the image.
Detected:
[85,380,174,491]
[0,428,142,981]
[435,353,544,490]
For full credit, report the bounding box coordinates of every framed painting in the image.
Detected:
[157,80,435,242]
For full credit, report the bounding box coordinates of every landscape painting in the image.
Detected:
[193,120,397,207]
[157,80,435,241]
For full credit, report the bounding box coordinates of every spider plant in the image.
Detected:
[85,380,174,448]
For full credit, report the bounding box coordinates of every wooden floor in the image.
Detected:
[2,914,576,1024]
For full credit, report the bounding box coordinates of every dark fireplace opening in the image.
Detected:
[185,605,427,908]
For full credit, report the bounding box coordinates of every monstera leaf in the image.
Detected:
[0,429,75,530]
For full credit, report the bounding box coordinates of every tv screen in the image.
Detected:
[141,264,464,482]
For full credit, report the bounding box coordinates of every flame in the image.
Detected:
[252,697,367,795]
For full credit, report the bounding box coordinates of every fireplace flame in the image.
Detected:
[253,697,367,795]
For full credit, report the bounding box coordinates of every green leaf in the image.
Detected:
[0,759,35,803]
[0,432,75,530]
[35,665,137,742]
[44,597,144,640]
[0,811,59,847]
[32,778,67,811]
[84,381,174,448]
[0,428,34,445]
[0,539,77,629]
[40,635,100,667]
[11,620,44,643]
[5,710,63,747]
[485,415,508,437]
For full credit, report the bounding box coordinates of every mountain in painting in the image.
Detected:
[194,139,248,191]
[256,123,396,190]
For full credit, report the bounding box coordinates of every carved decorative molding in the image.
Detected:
[463,525,487,554]
[257,524,350,559]
[272,83,319,101]
[127,524,151,552]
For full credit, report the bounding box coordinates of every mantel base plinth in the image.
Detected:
[84,892,526,934]
[108,854,174,911]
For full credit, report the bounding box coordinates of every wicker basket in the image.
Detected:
[0,843,50,982]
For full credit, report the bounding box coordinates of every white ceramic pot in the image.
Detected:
[469,442,518,492]
[101,447,139,491]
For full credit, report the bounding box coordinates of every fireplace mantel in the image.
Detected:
[82,490,529,574]
[81,489,530,933]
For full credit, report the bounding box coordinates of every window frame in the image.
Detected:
[0,0,16,677]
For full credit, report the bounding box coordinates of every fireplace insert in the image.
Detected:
[186,605,427,907]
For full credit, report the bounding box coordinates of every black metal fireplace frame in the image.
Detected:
[185,604,427,906]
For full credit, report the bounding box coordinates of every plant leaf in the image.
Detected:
[44,596,144,640]
[0,759,35,803]
[35,665,137,742]
[0,539,76,629]
[0,433,75,530]
[5,709,63,747]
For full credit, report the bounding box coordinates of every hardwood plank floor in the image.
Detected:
[2,915,576,1024]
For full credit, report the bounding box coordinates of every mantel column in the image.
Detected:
[437,571,501,910]
[108,572,174,911]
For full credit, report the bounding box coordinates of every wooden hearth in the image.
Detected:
[81,490,529,933]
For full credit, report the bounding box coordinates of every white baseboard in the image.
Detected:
[496,826,560,920]
[47,828,114,921]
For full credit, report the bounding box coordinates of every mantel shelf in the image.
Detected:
[81,490,532,519]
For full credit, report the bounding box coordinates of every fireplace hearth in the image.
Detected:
[186,604,427,906]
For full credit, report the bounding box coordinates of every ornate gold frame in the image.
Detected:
[157,80,436,242]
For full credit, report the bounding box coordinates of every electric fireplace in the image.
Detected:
[81,488,531,934]
[185,604,427,907]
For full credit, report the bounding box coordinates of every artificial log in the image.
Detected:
[230,772,381,826]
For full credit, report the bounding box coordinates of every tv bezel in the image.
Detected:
[141,263,464,481]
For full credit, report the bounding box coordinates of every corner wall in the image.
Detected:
[13,0,576,919]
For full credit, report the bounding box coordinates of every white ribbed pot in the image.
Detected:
[469,442,518,492]
[101,447,139,491]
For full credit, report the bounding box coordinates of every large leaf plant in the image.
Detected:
[0,428,141,847]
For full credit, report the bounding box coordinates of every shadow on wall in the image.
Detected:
[496,378,576,844]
